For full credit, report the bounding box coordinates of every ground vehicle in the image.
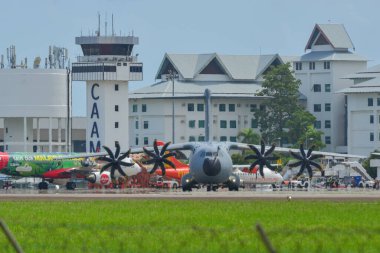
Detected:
[150,176,179,189]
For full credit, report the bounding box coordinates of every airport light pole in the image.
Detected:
[166,69,178,143]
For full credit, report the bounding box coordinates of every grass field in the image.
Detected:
[1,199,380,253]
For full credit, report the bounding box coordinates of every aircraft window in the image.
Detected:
[206,152,212,156]
[200,151,205,158]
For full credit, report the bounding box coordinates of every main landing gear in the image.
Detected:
[66,182,76,190]
[207,185,218,191]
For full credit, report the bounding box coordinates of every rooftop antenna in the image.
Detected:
[112,14,114,36]
[97,12,100,36]
[105,12,108,36]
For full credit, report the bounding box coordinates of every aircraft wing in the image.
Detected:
[228,142,366,159]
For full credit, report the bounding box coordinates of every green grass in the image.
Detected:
[1,199,380,252]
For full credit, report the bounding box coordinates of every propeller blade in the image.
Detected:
[110,166,116,179]
[260,140,265,155]
[264,144,275,156]
[98,157,113,163]
[153,139,160,155]
[310,160,323,171]
[306,145,315,158]
[100,163,112,173]
[249,160,260,171]
[115,142,121,159]
[248,145,261,157]
[258,164,265,177]
[290,150,304,161]
[162,152,176,159]
[118,149,131,161]
[149,163,159,174]
[103,146,115,160]
[160,141,171,156]
[143,147,156,158]
[306,164,313,178]
[116,164,127,177]
[296,164,306,177]
[300,144,306,158]
[163,159,176,169]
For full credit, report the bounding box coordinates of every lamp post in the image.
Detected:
[166,69,178,143]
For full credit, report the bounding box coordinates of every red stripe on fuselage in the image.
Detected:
[42,168,85,179]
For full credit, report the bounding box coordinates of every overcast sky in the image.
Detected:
[1,0,379,116]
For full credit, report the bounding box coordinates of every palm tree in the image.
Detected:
[237,128,260,144]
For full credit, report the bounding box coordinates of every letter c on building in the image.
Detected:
[91,83,99,100]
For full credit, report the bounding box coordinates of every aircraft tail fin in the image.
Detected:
[156,140,188,169]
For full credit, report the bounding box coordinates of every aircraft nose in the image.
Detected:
[203,157,221,176]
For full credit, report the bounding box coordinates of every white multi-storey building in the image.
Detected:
[128,53,284,147]
[340,65,380,156]
[293,24,367,152]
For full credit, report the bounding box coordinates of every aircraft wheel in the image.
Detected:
[207,185,211,191]
[212,186,218,191]
[66,182,76,190]
[38,181,48,190]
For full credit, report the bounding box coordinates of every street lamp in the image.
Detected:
[166,69,178,143]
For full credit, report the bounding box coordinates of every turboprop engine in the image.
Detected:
[87,171,112,186]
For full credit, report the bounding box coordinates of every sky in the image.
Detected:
[0,0,379,116]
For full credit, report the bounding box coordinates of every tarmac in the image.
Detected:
[1,187,380,201]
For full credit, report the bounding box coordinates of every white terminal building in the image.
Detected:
[128,53,285,147]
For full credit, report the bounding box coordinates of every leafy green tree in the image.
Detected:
[286,110,325,150]
[237,128,260,144]
[254,63,301,145]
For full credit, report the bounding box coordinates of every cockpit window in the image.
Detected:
[206,152,213,156]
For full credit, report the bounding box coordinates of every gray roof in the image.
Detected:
[340,77,380,93]
[300,51,366,62]
[305,24,354,51]
[155,53,283,80]
[129,80,268,99]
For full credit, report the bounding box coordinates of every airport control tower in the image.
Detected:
[72,19,142,152]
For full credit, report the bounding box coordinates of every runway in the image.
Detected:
[1,188,380,201]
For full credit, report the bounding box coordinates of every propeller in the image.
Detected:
[143,139,176,176]
[244,140,277,177]
[288,144,323,179]
[97,142,134,180]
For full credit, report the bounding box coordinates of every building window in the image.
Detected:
[188,103,194,111]
[144,137,148,145]
[295,62,302,70]
[325,103,331,112]
[313,84,321,92]
[377,98,380,106]
[142,104,147,112]
[325,84,331,92]
[368,98,374,106]
[132,104,138,112]
[230,120,237,128]
[219,104,226,112]
[325,136,331,144]
[197,104,204,111]
[230,136,237,142]
[324,61,330,69]
[135,121,139,129]
[370,115,374,124]
[314,104,321,112]
[325,120,331,128]
[198,120,205,128]
[314,121,321,129]
[189,136,196,142]
[115,84,119,91]
[251,119,258,128]
[115,122,119,128]
[370,132,374,142]
[309,62,315,70]
[229,104,235,112]
[115,105,119,112]
[250,104,257,112]
[220,136,227,141]
[135,137,139,146]
[143,121,149,129]
[198,136,205,142]
[220,120,227,128]
[189,120,195,128]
